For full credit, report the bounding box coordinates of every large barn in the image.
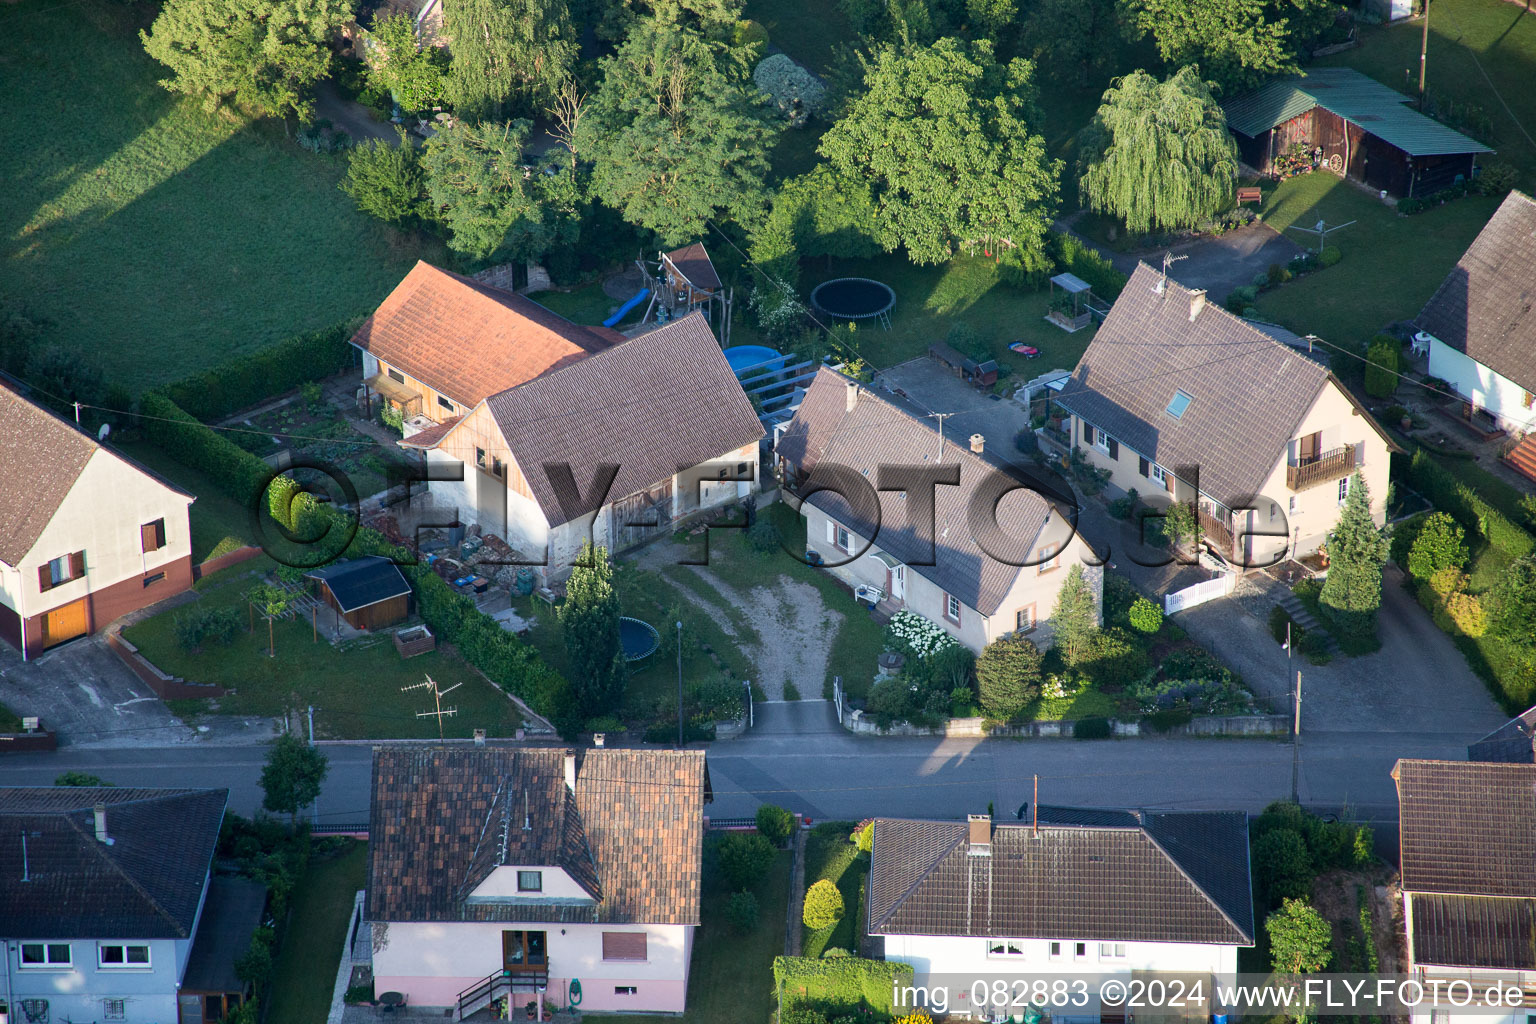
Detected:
[1222,67,1492,198]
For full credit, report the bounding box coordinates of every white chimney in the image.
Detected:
[845,380,859,413]
[593,732,606,748]
[94,804,114,846]
[564,751,577,791]
[1188,289,1207,321]
[969,433,985,454]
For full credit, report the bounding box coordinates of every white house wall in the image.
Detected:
[470,865,594,901]
[1427,338,1536,434]
[372,920,692,1013]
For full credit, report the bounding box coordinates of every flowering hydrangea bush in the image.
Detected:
[753,54,828,127]
[884,611,960,659]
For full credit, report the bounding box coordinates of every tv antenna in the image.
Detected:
[1285,217,1356,254]
[927,412,953,459]
[19,830,42,882]
[1157,252,1188,293]
[401,675,462,741]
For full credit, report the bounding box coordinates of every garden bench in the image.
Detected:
[1236,186,1263,205]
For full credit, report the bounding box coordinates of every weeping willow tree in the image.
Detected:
[1078,66,1238,235]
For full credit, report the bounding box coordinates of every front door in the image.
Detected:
[503,930,548,972]
[42,598,88,649]
[888,565,906,602]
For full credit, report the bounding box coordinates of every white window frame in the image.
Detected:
[1338,476,1350,505]
[1099,942,1127,960]
[19,942,71,969]
[1289,495,1298,515]
[987,939,1027,958]
[1037,542,1061,574]
[1047,941,1064,961]
[517,870,542,892]
[944,593,961,623]
[1094,430,1112,454]
[97,943,151,970]
[1149,463,1167,487]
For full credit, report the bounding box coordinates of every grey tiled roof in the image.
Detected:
[486,312,763,527]
[1468,706,1536,764]
[1415,190,1536,392]
[0,788,227,939]
[1054,264,1332,508]
[1409,893,1536,970]
[783,369,1057,616]
[367,746,706,925]
[775,367,853,475]
[867,810,1253,945]
[1395,759,1536,896]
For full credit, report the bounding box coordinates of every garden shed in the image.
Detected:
[305,556,412,631]
[1222,67,1492,198]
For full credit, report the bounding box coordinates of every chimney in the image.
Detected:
[93,804,114,846]
[593,732,606,748]
[845,379,859,413]
[1188,289,1207,321]
[564,751,577,791]
[967,812,992,857]
[969,433,985,454]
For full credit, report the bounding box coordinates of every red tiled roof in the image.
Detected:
[350,262,618,408]
[396,415,461,450]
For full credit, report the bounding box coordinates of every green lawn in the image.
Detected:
[0,0,444,392]
[802,251,1097,373]
[116,439,258,562]
[1324,0,1536,190]
[801,822,867,960]
[526,282,648,328]
[0,703,23,733]
[1252,172,1499,347]
[123,574,524,739]
[265,842,367,1024]
[608,848,791,1024]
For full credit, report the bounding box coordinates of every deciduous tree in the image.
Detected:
[1125,0,1340,95]
[1021,0,1126,87]
[577,18,779,243]
[340,129,429,229]
[141,0,350,121]
[1266,897,1332,976]
[1079,66,1239,235]
[818,38,1060,274]
[260,733,329,824]
[750,166,884,284]
[1319,471,1387,637]
[974,633,1043,719]
[445,0,578,122]
[558,542,627,717]
[365,12,449,113]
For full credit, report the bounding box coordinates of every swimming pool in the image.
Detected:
[724,345,783,373]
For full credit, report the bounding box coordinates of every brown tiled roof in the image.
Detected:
[664,242,721,292]
[350,261,618,408]
[0,385,193,566]
[775,367,853,475]
[396,415,462,450]
[367,746,705,925]
[784,370,1057,616]
[867,811,1253,945]
[0,787,227,939]
[1409,893,1536,970]
[1395,759,1536,897]
[1054,263,1335,508]
[485,312,763,527]
[1415,190,1536,392]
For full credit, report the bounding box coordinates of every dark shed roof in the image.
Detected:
[305,556,412,613]
[1395,758,1536,897]
[183,877,269,992]
[0,788,227,939]
[867,809,1253,945]
[1468,706,1536,764]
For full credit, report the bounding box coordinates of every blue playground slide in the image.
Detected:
[603,288,649,328]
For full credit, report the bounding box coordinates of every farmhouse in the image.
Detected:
[1223,67,1492,199]
[0,384,195,658]
[366,745,708,1016]
[1050,263,1397,567]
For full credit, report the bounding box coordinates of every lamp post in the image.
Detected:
[676,621,684,748]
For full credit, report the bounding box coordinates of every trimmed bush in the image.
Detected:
[1127,597,1162,634]
[975,633,1043,719]
[756,804,795,847]
[772,956,913,1018]
[727,890,760,934]
[803,878,845,930]
[1407,512,1467,581]
[162,318,362,421]
[1318,245,1342,267]
[1048,231,1127,300]
[140,393,271,506]
[1399,450,1535,559]
[1446,591,1488,637]
[1364,336,1399,398]
[717,832,776,891]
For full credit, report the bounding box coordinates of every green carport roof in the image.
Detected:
[1222,67,1493,157]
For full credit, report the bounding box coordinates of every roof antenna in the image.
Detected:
[1157,252,1187,295]
[523,790,531,832]
[927,412,953,458]
[1032,775,1039,838]
[19,830,41,882]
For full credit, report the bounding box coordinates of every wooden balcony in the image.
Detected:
[1197,506,1236,558]
[1286,444,1357,492]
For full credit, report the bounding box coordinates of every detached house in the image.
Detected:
[353,262,763,577]
[1394,759,1536,1024]
[776,368,1100,655]
[1417,191,1536,475]
[366,745,708,1017]
[868,808,1254,1018]
[1052,263,1397,567]
[0,385,195,659]
[0,786,245,1024]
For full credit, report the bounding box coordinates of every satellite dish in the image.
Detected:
[97,423,111,441]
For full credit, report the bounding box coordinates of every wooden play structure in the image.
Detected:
[637,242,735,343]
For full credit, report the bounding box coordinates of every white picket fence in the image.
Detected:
[1164,573,1236,615]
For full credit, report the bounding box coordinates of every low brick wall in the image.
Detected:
[105,629,227,700]
[842,710,1290,739]
[0,730,58,753]
[192,545,263,581]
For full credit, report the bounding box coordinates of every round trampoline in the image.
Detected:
[810,277,896,330]
[618,616,660,662]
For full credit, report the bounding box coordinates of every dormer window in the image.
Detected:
[517,870,542,892]
[1166,391,1192,419]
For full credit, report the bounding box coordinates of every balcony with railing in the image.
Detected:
[1286,444,1357,492]
[1197,506,1237,559]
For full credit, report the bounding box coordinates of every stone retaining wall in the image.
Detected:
[192,545,263,581]
[105,629,228,700]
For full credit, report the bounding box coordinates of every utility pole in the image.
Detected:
[1032,774,1039,837]
[1419,0,1431,110]
[1291,671,1302,804]
[676,622,684,748]
[306,705,315,746]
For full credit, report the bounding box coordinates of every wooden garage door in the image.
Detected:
[41,598,88,649]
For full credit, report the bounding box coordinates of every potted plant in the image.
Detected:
[1318,543,1330,570]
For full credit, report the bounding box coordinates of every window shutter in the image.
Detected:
[1139,456,1150,477]
[1107,438,1119,459]
[1083,423,1095,445]
[141,521,164,552]
[70,552,85,579]
[38,564,51,592]
[826,520,835,543]
[602,932,648,961]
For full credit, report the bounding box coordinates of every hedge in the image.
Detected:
[773,956,913,1017]
[1048,232,1127,300]
[140,392,272,506]
[1397,449,1534,559]
[162,316,363,421]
